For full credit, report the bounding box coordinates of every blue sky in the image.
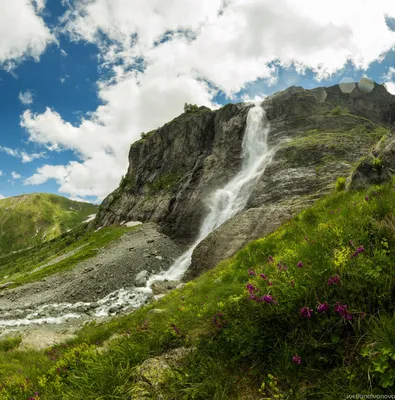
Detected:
[1,0,395,203]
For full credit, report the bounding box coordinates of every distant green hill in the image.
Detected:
[0,193,98,256]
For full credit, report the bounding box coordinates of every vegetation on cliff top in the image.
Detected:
[1,179,395,398]
[0,193,98,256]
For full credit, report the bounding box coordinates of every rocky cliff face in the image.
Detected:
[96,104,251,244]
[96,82,395,279]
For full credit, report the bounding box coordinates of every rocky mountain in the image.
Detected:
[96,82,395,279]
[0,193,98,256]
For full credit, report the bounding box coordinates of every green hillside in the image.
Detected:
[0,193,98,256]
[1,181,395,398]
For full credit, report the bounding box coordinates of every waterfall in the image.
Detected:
[147,103,272,286]
[0,104,274,328]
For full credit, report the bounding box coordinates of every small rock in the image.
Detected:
[109,305,122,313]
[176,283,185,290]
[150,280,179,295]
[147,239,155,244]
[0,282,14,290]
[135,270,149,287]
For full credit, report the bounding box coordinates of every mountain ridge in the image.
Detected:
[0,192,98,256]
[95,81,394,279]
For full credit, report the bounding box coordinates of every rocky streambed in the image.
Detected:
[0,223,183,341]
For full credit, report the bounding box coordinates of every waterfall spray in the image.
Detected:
[147,103,272,286]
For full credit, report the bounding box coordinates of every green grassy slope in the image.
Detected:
[0,193,98,256]
[0,223,134,288]
[2,181,395,398]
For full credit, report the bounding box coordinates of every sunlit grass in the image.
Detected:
[2,182,395,398]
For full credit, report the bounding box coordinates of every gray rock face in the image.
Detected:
[96,83,395,279]
[96,104,251,244]
[350,131,395,189]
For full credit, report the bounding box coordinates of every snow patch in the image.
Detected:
[82,214,97,224]
[125,221,142,227]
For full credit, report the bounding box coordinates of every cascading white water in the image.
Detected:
[147,103,272,286]
[0,104,275,329]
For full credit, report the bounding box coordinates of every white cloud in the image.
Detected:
[384,81,395,94]
[18,90,34,105]
[383,67,395,94]
[11,172,22,180]
[0,194,5,200]
[24,156,125,201]
[383,67,395,81]
[0,146,45,163]
[0,0,54,69]
[33,0,46,13]
[0,170,3,176]
[23,0,395,199]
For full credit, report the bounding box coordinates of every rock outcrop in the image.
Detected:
[96,104,251,244]
[96,82,395,279]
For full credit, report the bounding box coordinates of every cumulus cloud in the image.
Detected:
[33,0,46,13]
[11,172,22,180]
[22,0,395,199]
[24,156,125,200]
[0,170,3,176]
[18,90,34,105]
[0,194,5,200]
[0,0,53,69]
[383,67,395,94]
[384,81,395,94]
[0,146,45,163]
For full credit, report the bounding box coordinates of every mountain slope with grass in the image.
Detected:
[96,83,395,279]
[0,193,98,256]
[2,82,395,398]
[1,181,395,398]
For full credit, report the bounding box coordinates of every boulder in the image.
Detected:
[150,280,180,295]
[135,270,149,287]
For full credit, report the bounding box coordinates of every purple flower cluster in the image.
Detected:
[316,302,329,313]
[292,354,301,365]
[334,302,353,320]
[248,268,256,276]
[300,306,313,318]
[260,273,267,280]
[262,294,274,304]
[278,262,288,271]
[297,261,303,268]
[249,293,277,304]
[268,256,274,263]
[246,283,257,294]
[351,246,365,258]
[327,275,340,286]
[171,324,183,336]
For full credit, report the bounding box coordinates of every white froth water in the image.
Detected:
[0,104,274,329]
[147,103,272,286]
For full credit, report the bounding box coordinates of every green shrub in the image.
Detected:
[331,106,348,116]
[373,157,383,171]
[119,174,136,191]
[335,176,346,191]
[0,337,21,352]
[184,103,199,113]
